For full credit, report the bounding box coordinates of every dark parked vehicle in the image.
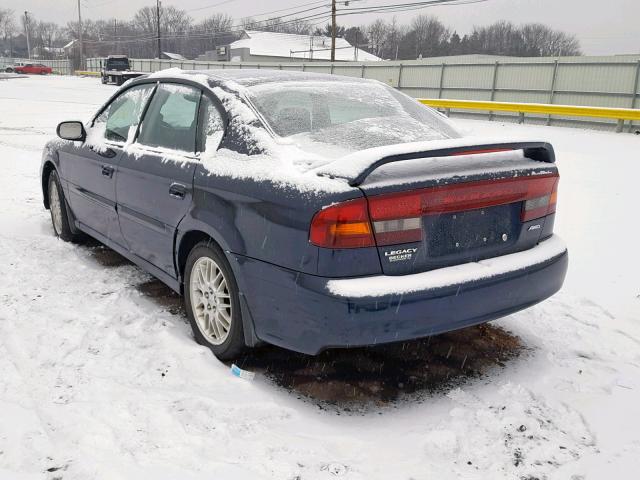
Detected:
[41,70,568,359]
[101,55,144,86]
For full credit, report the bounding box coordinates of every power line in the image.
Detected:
[79,0,488,45]
[79,0,331,40]
[186,0,237,13]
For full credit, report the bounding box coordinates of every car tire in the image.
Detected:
[184,241,245,360]
[5,67,13,73]
[48,170,80,242]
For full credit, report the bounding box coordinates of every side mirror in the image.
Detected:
[57,121,86,141]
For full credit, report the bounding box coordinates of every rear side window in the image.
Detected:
[137,83,201,153]
[198,95,225,153]
[93,84,154,143]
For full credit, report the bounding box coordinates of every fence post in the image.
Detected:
[489,61,499,121]
[330,63,335,75]
[438,63,445,99]
[547,59,559,126]
[361,64,365,78]
[628,60,640,132]
[398,63,404,89]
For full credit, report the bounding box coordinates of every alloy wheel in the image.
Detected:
[189,257,233,345]
[49,180,64,235]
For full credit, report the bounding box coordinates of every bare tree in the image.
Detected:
[521,23,581,56]
[192,13,235,57]
[383,17,405,60]
[0,9,17,56]
[466,21,522,56]
[410,15,450,58]
[343,26,367,48]
[1,6,585,62]
[367,19,388,57]
[463,21,582,57]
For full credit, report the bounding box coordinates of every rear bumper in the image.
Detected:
[232,236,568,355]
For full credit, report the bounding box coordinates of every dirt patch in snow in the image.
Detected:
[236,324,524,408]
[86,240,524,408]
[87,241,183,314]
[88,241,129,267]
[136,279,184,315]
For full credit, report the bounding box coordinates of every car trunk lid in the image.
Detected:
[347,142,559,275]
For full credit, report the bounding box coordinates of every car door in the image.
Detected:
[115,82,219,276]
[60,83,155,247]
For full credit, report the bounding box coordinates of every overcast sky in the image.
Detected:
[6,0,640,55]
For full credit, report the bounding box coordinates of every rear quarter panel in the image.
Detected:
[186,165,382,277]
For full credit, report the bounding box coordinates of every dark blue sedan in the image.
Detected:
[41,69,567,359]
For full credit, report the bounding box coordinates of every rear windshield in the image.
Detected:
[246,81,460,155]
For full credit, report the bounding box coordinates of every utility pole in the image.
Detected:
[156,0,162,59]
[354,28,358,61]
[114,19,117,53]
[330,0,336,62]
[77,0,84,70]
[24,11,31,59]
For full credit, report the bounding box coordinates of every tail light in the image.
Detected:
[309,198,375,248]
[522,176,559,221]
[310,173,559,249]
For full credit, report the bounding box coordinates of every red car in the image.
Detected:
[14,63,53,75]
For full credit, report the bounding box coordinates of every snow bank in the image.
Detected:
[3,76,640,480]
[327,235,567,298]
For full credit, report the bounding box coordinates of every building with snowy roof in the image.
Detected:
[197,30,381,63]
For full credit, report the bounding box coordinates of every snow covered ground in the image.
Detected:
[1,75,639,480]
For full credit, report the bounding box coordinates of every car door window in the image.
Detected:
[198,95,225,153]
[137,83,201,153]
[93,84,155,143]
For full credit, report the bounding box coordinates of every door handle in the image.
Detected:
[169,183,187,199]
[101,165,115,178]
[91,145,117,158]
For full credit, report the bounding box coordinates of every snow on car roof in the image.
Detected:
[149,68,374,90]
[143,69,550,195]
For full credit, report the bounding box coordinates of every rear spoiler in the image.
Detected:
[316,141,556,187]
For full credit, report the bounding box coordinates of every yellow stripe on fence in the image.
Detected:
[419,98,640,122]
[75,70,101,76]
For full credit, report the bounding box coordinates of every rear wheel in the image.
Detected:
[184,242,245,360]
[48,170,80,242]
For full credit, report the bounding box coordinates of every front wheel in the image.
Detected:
[48,170,81,242]
[184,242,245,360]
